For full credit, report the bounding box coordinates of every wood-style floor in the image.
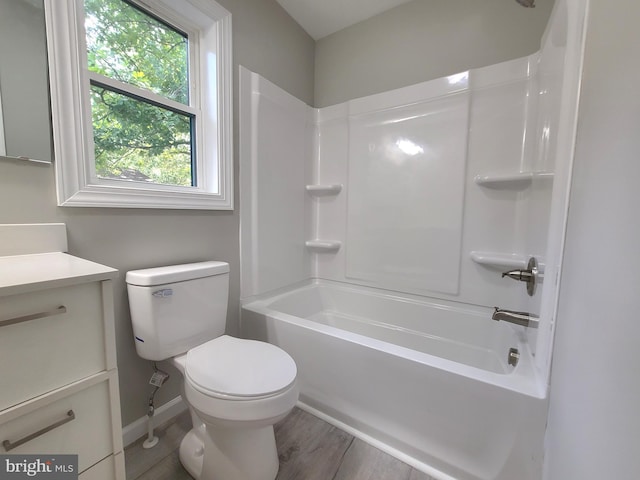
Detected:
[125,407,436,480]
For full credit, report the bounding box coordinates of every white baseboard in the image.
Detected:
[122,396,188,447]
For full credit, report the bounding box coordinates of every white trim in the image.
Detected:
[122,395,188,447]
[44,0,233,210]
[534,0,590,386]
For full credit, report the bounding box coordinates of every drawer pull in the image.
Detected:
[3,410,75,452]
[0,305,67,328]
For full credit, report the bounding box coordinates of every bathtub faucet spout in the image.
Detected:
[492,308,539,328]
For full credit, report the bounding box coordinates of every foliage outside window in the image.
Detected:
[45,0,233,209]
[85,0,193,187]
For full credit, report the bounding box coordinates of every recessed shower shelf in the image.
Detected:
[305,240,342,252]
[474,172,554,189]
[470,251,528,269]
[305,184,343,196]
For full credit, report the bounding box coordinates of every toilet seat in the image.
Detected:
[184,335,297,400]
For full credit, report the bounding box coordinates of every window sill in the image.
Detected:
[58,183,233,210]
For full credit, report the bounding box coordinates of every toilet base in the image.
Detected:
[179,421,279,480]
[179,425,205,479]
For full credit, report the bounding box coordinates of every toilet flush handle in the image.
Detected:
[152,288,173,298]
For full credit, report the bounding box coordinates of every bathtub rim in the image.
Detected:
[241,279,547,399]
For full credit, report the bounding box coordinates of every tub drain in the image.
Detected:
[508,347,520,367]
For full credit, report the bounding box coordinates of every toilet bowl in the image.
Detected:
[172,336,298,480]
[126,262,299,480]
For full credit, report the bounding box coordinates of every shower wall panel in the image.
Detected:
[239,68,314,299]
[240,54,557,315]
[345,92,470,295]
[314,56,540,308]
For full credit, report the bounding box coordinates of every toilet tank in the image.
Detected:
[126,261,230,361]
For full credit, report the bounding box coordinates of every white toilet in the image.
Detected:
[126,261,298,480]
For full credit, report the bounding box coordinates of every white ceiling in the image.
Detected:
[275,0,416,40]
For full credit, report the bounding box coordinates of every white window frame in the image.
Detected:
[44,0,233,209]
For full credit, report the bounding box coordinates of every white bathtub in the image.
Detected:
[241,281,548,480]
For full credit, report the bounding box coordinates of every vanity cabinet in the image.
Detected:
[0,249,125,479]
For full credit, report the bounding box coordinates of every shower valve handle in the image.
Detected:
[501,257,538,296]
[502,270,534,282]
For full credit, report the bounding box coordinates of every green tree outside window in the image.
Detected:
[85,0,194,186]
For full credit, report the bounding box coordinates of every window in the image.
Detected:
[86,0,193,186]
[45,0,233,209]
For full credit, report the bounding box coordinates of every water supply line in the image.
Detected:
[143,362,170,449]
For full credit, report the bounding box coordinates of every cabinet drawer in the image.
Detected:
[0,378,114,474]
[0,283,106,411]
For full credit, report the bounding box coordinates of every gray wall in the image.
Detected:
[0,0,314,426]
[315,0,554,107]
[544,0,640,477]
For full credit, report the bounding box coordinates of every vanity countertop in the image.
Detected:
[0,252,117,297]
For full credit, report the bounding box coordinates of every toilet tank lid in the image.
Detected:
[126,261,229,286]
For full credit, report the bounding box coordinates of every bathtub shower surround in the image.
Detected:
[241,58,537,303]
[313,55,554,311]
[239,1,586,479]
